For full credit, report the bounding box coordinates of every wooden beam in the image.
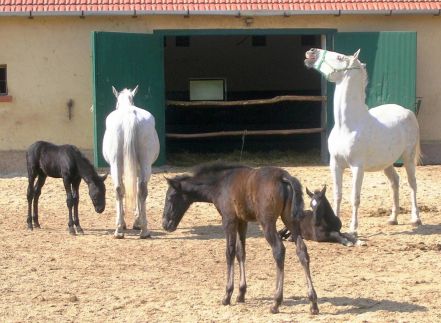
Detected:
[167,95,326,108]
[166,128,324,139]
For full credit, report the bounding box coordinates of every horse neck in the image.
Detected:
[75,155,99,185]
[116,98,134,110]
[183,177,219,204]
[333,70,369,129]
[320,197,335,219]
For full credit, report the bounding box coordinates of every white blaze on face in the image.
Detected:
[311,199,318,207]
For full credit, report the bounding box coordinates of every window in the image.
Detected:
[189,79,226,101]
[0,65,6,95]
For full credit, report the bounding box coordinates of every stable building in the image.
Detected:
[1,0,441,171]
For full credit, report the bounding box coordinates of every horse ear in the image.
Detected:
[306,187,313,198]
[165,176,181,191]
[132,85,139,97]
[321,184,327,195]
[112,86,119,98]
[353,49,361,59]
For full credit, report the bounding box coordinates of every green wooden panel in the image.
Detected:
[92,31,165,167]
[334,32,416,112]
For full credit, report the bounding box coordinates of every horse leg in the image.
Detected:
[32,174,46,229]
[235,220,248,303]
[349,166,364,235]
[403,159,421,226]
[26,173,37,230]
[328,231,354,246]
[72,178,84,235]
[384,166,400,225]
[330,157,343,218]
[137,179,151,239]
[293,233,319,314]
[222,217,237,306]
[262,221,285,314]
[135,164,152,239]
[63,179,76,235]
[111,166,126,238]
[281,216,319,314]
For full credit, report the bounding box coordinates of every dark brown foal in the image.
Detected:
[162,163,319,314]
[279,185,357,246]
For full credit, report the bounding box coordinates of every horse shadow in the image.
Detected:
[160,222,263,240]
[257,295,426,315]
[389,223,441,237]
[84,228,168,238]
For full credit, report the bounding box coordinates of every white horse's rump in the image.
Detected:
[103,86,160,238]
[305,48,421,235]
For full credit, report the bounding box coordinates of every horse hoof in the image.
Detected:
[356,239,367,247]
[133,225,141,231]
[76,227,85,235]
[343,241,354,247]
[114,232,125,239]
[270,305,279,314]
[411,219,422,227]
[236,295,245,303]
[122,224,127,230]
[222,298,231,306]
[34,223,41,229]
[388,220,398,225]
[310,304,319,315]
[139,233,152,239]
[68,228,76,235]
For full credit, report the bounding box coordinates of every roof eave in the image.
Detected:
[0,9,440,17]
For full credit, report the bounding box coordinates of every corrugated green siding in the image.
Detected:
[92,31,166,167]
[334,32,416,112]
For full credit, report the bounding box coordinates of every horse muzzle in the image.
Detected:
[304,48,318,68]
[162,218,177,232]
[95,205,105,214]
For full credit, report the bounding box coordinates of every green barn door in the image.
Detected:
[333,31,416,112]
[92,31,165,167]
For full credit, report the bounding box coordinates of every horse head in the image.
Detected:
[306,185,327,226]
[88,173,108,214]
[162,175,193,232]
[112,85,139,109]
[304,48,365,82]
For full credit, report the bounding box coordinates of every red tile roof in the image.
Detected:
[0,0,440,15]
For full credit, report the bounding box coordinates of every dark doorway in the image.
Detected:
[163,34,322,159]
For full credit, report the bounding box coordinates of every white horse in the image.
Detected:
[102,86,160,239]
[304,48,422,235]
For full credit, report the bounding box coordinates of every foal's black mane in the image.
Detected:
[193,162,249,177]
[70,146,101,181]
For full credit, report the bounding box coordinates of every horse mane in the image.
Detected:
[192,162,248,178]
[72,147,100,181]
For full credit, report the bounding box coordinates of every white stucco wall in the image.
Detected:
[0,14,440,152]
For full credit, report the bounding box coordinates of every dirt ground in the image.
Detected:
[1,164,440,322]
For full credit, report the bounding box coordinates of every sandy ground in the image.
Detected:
[1,165,440,322]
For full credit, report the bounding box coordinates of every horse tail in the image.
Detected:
[411,112,422,166]
[282,176,304,221]
[414,136,422,166]
[122,111,139,213]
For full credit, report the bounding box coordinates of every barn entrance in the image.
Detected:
[92,30,416,167]
[163,32,326,160]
